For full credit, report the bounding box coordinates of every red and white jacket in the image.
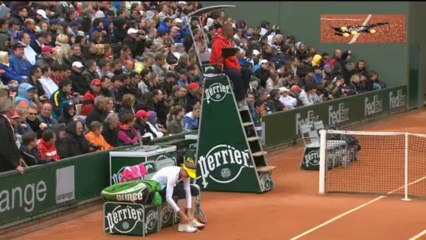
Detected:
[37,139,60,162]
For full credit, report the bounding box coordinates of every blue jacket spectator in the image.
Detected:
[0,51,24,84]
[157,18,172,33]
[182,103,200,131]
[9,42,32,79]
[14,82,36,107]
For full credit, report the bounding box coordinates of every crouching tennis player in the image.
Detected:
[150,157,205,233]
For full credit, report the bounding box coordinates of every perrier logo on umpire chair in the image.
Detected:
[188,5,276,193]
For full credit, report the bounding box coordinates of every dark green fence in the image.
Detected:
[262,86,408,147]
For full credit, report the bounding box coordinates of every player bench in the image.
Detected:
[299,121,351,170]
[103,159,204,237]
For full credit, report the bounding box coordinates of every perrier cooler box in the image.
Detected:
[104,202,160,236]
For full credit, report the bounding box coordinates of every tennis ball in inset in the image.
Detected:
[369,29,376,34]
[351,30,358,35]
[343,33,350,37]
[340,26,347,31]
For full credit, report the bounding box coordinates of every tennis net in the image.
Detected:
[319,129,426,200]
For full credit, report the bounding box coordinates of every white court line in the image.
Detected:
[290,174,426,240]
[348,14,372,44]
[320,18,363,21]
[409,229,426,240]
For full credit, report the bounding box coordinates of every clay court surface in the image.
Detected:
[6,108,426,240]
[320,14,406,44]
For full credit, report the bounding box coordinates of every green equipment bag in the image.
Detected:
[101,179,163,206]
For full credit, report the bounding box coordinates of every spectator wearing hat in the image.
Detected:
[279,87,297,109]
[81,79,102,116]
[35,9,49,25]
[58,120,91,159]
[0,51,24,84]
[185,82,200,112]
[85,121,113,151]
[117,113,140,146]
[123,28,146,59]
[50,79,72,118]
[35,45,55,67]
[289,85,304,107]
[134,110,154,143]
[0,100,25,173]
[38,65,59,99]
[14,83,38,109]
[57,100,76,126]
[9,42,32,80]
[69,61,87,95]
[254,59,271,88]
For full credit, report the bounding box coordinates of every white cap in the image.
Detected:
[94,10,105,19]
[178,1,187,5]
[259,59,268,65]
[252,49,260,56]
[174,18,183,24]
[127,28,138,35]
[279,87,290,93]
[72,61,84,68]
[36,9,48,20]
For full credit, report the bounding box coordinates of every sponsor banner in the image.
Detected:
[56,166,75,204]
[263,86,407,147]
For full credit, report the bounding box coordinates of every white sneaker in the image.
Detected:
[177,223,198,233]
[191,219,205,229]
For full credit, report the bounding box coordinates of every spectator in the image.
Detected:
[50,79,72,118]
[0,50,24,84]
[36,45,55,67]
[252,99,266,137]
[183,102,200,131]
[146,110,167,139]
[246,91,256,114]
[185,82,201,112]
[332,75,346,99]
[86,96,108,126]
[26,106,44,138]
[265,89,284,113]
[367,71,386,91]
[39,65,59,99]
[14,83,38,109]
[150,88,169,126]
[69,61,87,95]
[166,105,184,134]
[118,94,136,119]
[117,113,140,146]
[102,113,121,147]
[37,129,60,162]
[279,87,297,109]
[9,42,32,80]
[0,100,25,173]
[347,74,366,95]
[20,131,42,166]
[82,59,100,88]
[37,102,57,128]
[265,72,284,92]
[59,120,91,158]
[28,65,44,96]
[57,100,76,125]
[81,79,102,116]
[134,110,154,143]
[306,84,321,104]
[85,121,113,151]
[123,28,146,58]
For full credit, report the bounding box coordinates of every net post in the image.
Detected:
[402,132,411,201]
[319,129,327,195]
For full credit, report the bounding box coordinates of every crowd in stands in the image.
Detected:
[0,1,387,174]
